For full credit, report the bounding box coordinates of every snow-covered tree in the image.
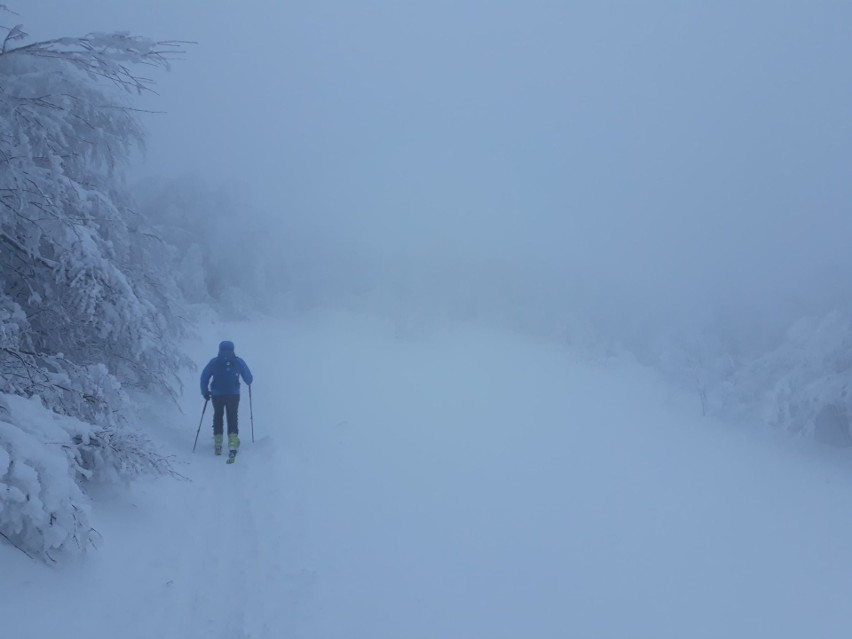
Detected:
[133,175,277,318]
[716,311,852,444]
[0,14,190,559]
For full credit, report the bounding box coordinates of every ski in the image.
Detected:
[226,434,239,464]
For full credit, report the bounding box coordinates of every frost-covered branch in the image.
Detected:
[0,17,193,561]
[0,31,187,93]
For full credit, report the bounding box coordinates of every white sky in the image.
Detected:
[18,0,852,333]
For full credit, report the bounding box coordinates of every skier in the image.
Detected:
[200,340,254,461]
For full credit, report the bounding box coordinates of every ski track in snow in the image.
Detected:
[5,311,852,638]
[148,437,307,639]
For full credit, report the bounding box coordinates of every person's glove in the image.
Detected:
[204,392,211,401]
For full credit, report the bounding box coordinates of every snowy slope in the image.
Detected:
[4,311,852,639]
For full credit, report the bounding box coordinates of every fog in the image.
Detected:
[25,1,852,348]
[9,4,852,633]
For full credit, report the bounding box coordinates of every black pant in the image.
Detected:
[212,395,240,436]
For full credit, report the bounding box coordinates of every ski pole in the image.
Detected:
[192,399,209,453]
[249,384,255,443]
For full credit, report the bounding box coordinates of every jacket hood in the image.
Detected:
[218,341,235,357]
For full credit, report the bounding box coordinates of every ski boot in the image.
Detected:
[226,433,240,464]
[213,434,223,456]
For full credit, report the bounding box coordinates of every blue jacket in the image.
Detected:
[200,341,253,397]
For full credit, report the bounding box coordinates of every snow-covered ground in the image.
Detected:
[4,311,852,638]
